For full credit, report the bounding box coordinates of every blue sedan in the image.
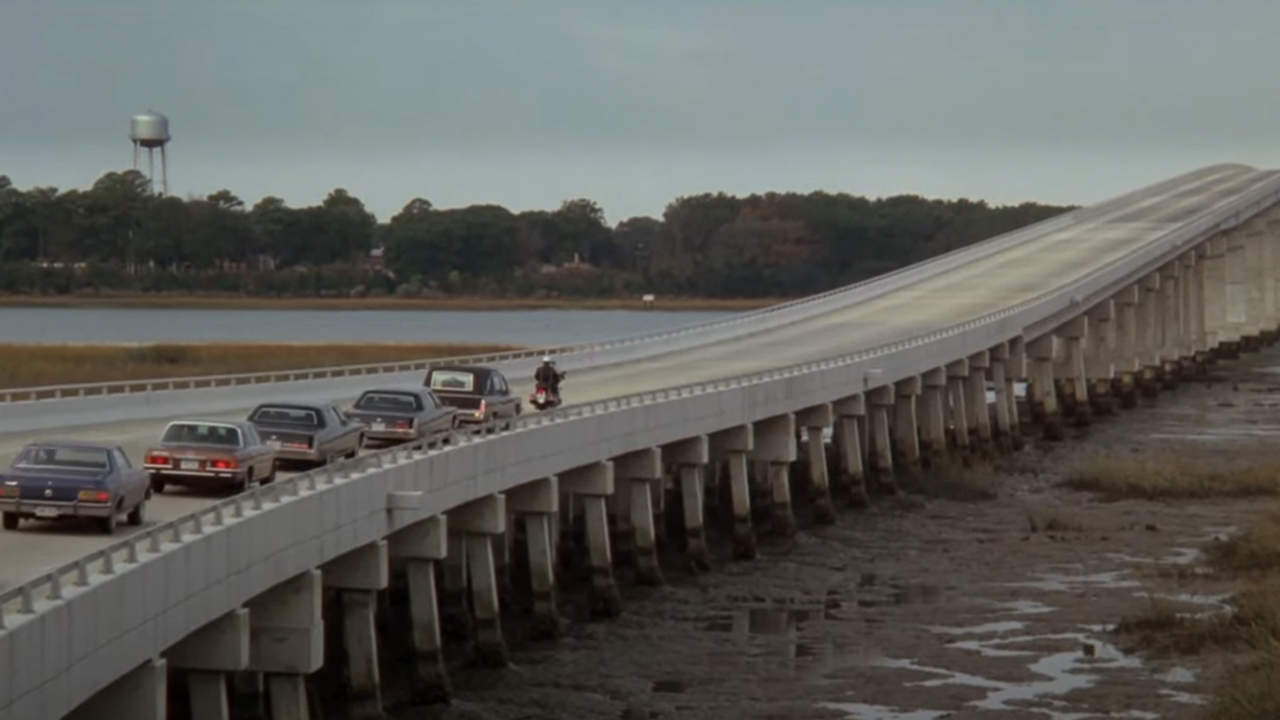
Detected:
[0,442,151,535]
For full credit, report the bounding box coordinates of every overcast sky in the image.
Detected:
[3,0,1279,223]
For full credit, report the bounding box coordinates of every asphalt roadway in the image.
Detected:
[0,164,1271,592]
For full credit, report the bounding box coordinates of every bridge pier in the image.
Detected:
[891,378,922,474]
[1158,262,1185,387]
[945,359,971,456]
[710,425,757,559]
[448,494,509,668]
[866,387,896,491]
[1220,231,1248,358]
[797,404,837,524]
[612,449,664,586]
[1185,246,1210,370]
[1027,335,1064,439]
[388,514,453,705]
[165,608,250,720]
[753,413,798,536]
[833,395,870,507]
[1240,224,1268,351]
[1112,285,1141,408]
[322,540,389,720]
[989,345,1015,451]
[1266,219,1280,342]
[66,658,167,720]
[562,461,623,615]
[440,532,471,641]
[607,470,633,565]
[1058,317,1091,427]
[918,369,947,464]
[1137,272,1164,397]
[1005,337,1026,447]
[1201,237,1228,360]
[246,569,324,720]
[662,437,711,572]
[508,478,564,639]
[966,352,994,452]
[1084,301,1116,415]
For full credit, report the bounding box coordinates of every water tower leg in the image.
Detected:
[148,148,156,193]
[161,145,169,195]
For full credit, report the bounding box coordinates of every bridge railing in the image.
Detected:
[3,167,1275,630]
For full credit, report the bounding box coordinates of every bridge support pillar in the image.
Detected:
[663,437,711,572]
[246,570,324,720]
[866,386,896,491]
[1056,317,1091,426]
[990,344,1014,451]
[449,494,509,667]
[1027,335,1064,440]
[507,478,563,638]
[322,539,389,720]
[614,449,664,585]
[1201,236,1228,357]
[833,395,869,507]
[389,514,453,704]
[562,461,623,613]
[1006,337,1026,446]
[796,403,836,524]
[441,532,470,641]
[165,607,250,720]
[66,658,167,720]
[1221,231,1248,357]
[1110,286,1140,408]
[891,378,922,473]
[1137,272,1163,396]
[918,369,947,464]
[753,413,799,535]
[966,352,994,451]
[1242,225,1268,350]
[1157,262,1184,387]
[1187,243,1210,366]
[944,360,971,456]
[1266,219,1280,340]
[1083,301,1116,415]
[711,425,756,558]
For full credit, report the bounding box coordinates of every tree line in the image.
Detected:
[0,170,1076,299]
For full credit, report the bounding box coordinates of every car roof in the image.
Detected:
[360,387,424,395]
[251,402,327,412]
[22,441,118,452]
[428,365,492,375]
[166,419,253,430]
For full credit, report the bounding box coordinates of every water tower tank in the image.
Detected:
[129,112,171,149]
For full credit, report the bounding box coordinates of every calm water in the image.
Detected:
[0,307,738,345]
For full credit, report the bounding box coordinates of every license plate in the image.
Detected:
[34,507,59,518]
[179,460,200,470]
[267,440,282,449]
[371,422,386,431]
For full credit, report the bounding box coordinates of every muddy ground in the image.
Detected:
[384,347,1280,720]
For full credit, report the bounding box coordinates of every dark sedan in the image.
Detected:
[0,442,150,534]
[346,388,457,445]
[425,366,521,427]
[248,402,365,467]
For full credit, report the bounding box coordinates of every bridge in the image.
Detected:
[0,163,1277,720]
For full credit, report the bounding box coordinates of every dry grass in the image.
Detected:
[0,342,523,390]
[1060,459,1280,502]
[0,293,784,313]
[1205,510,1280,576]
[902,458,1002,501]
[1025,510,1085,534]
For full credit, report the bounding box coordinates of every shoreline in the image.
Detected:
[0,294,788,313]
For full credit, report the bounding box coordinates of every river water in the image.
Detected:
[0,308,737,345]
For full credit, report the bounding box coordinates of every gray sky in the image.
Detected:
[3,0,1279,223]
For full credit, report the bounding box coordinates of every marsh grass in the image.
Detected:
[0,342,523,389]
[1060,459,1280,501]
[900,458,1003,501]
[0,293,783,312]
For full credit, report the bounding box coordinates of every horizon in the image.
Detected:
[4,1,1279,224]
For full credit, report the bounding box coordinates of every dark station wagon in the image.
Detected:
[0,442,150,534]
[424,366,521,427]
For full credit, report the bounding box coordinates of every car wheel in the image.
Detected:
[261,466,276,485]
[150,476,166,494]
[99,507,119,535]
[2,512,18,531]
[127,500,146,527]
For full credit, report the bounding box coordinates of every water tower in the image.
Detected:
[129,111,171,195]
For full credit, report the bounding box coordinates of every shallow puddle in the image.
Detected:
[1007,570,1142,593]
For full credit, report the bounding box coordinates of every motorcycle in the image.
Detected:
[529,373,566,411]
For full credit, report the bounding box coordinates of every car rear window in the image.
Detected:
[162,423,243,447]
[16,446,110,470]
[355,392,423,412]
[429,370,476,393]
[251,406,323,427]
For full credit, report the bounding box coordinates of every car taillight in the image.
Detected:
[209,459,239,470]
[0,485,18,498]
[477,400,487,416]
[77,490,110,503]
[145,454,170,466]
[393,420,413,430]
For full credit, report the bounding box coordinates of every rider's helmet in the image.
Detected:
[542,356,552,364]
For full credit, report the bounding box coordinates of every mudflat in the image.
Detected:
[389,346,1280,720]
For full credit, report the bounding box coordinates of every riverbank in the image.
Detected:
[392,347,1280,720]
[0,293,786,313]
[0,342,522,389]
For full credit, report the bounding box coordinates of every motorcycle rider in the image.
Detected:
[533,356,564,403]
